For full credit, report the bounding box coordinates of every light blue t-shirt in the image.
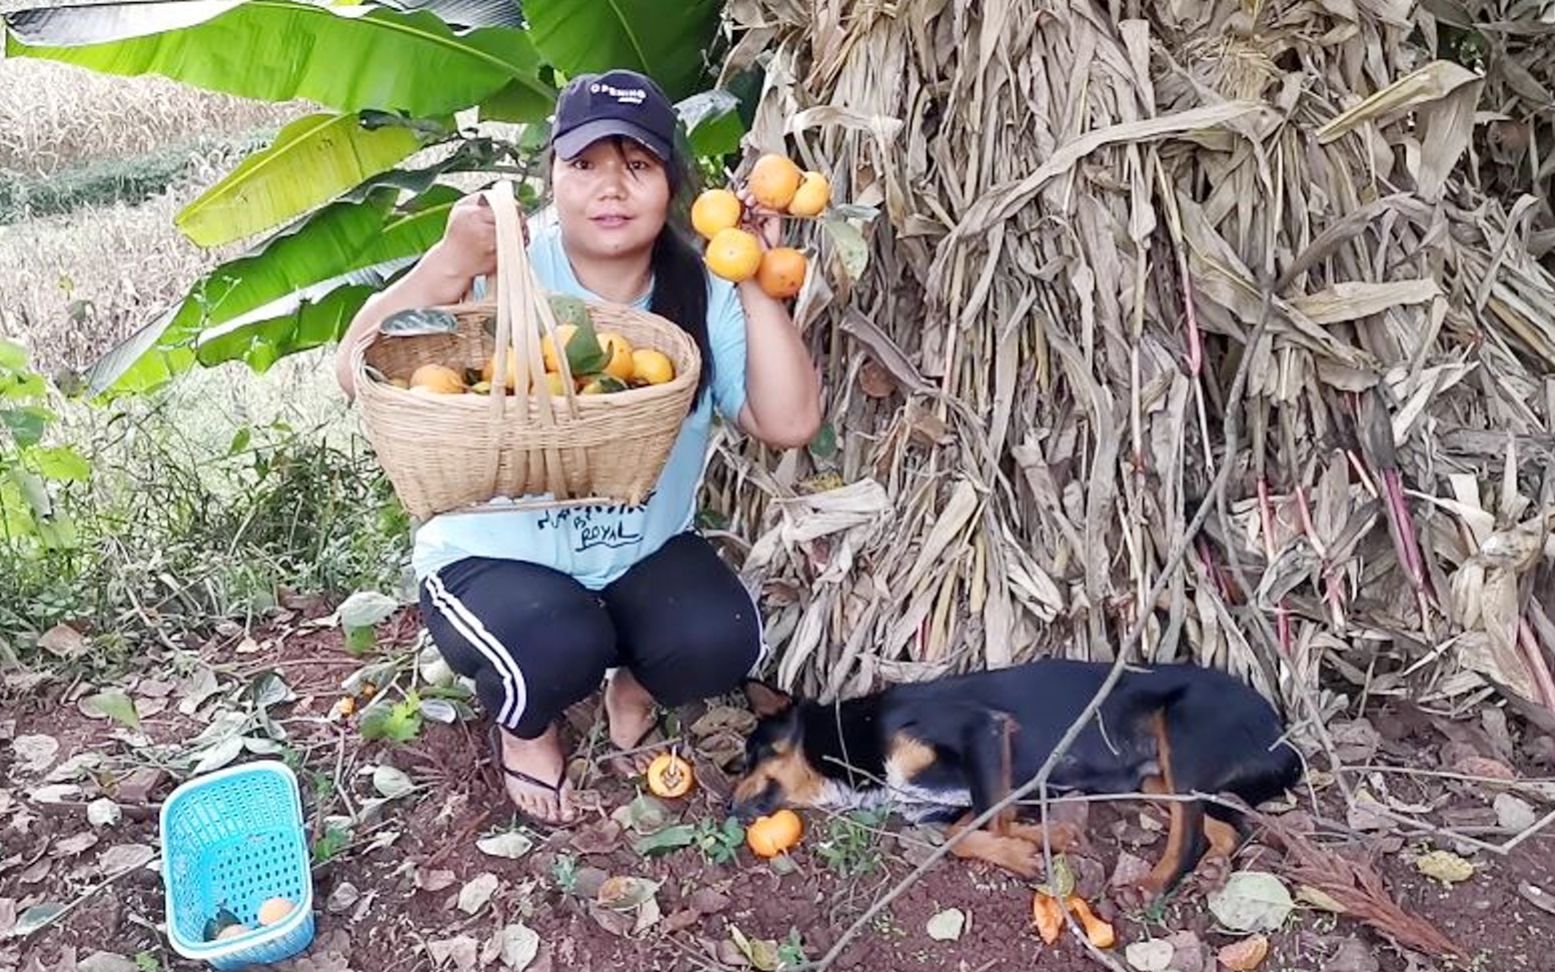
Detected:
[409,223,749,589]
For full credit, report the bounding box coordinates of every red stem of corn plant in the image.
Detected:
[1517,616,1555,712]
[1178,244,1203,378]
[1257,477,1292,656]
[1379,466,1432,602]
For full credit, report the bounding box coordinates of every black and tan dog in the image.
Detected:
[730,658,1301,900]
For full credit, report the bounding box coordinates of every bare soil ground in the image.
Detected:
[4,606,1552,972]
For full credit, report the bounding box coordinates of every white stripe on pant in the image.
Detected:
[424,571,529,728]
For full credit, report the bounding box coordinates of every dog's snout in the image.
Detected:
[727,778,778,822]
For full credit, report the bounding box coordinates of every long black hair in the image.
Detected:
[544,137,714,403]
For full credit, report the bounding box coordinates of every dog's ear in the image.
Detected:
[743,678,794,718]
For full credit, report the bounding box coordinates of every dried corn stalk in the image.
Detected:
[704,0,1555,729]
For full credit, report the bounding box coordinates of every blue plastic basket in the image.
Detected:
[159,760,316,969]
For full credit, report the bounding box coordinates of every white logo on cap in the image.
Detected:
[588,81,648,105]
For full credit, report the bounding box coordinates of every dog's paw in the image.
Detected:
[1111,876,1165,913]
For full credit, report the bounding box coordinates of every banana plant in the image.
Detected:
[1,0,747,396]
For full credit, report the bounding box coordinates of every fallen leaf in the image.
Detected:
[79,691,140,730]
[1415,849,1475,884]
[191,736,245,775]
[18,858,50,884]
[327,882,360,914]
[476,831,534,860]
[585,902,634,938]
[730,926,781,972]
[1518,882,1555,917]
[13,903,64,937]
[1110,851,1153,889]
[134,677,176,699]
[568,819,622,856]
[1164,930,1209,972]
[688,889,732,915]
[895,825,944,867]
[1453,756,1516,781]
[484,923,540,970]
[715,938,749,967]
[76,953,137,972]
[1125,939,1175,972]
[610,794,670,836]
[1326,937,1380,972]
[595,876,658,911]
[1493,793,1537,831]
[571,867,609,900]
[416,868,457,892]
[371,766,415,800]
[457,873,499,915]
[925,908,965,941]
[13,735,59,774]
[0,899,15,936]
[1329,719,1382,763]
[1217,935,1270,972]
[1296,885,1348,913]
[98,843,154,874]
[1345,792,1396,832]
[427,935,479,972]
[86,799,121,828]
[1207,872,1294,933]
[689,705,756,738]
[47,752,105,783]
[177,668,221,716]
[662,908,701,933]
[38,624,88,659]
[632,894,661,936]
[53,832,99,858]
[114,768,165,803]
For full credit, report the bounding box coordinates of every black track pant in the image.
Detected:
[418,532,765,739]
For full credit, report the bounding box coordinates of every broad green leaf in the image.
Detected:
[479,77,561,124]
[0,338,27,371]
[1,372,48,400]
[176,111,429,247]
[3,0,550,118]
[676,89,745,158]
[524,0,721,100]
[88,173,468,395]
[1,406,50,448]
[30,445,90,481]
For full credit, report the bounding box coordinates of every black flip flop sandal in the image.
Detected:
[605,709,676,778]
[488,724,577,829]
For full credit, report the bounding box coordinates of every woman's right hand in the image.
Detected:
[434,193,499,278]
[433,191,533,280]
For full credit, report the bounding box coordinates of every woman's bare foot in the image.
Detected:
[492,723,578,825]
[603,669,666,777]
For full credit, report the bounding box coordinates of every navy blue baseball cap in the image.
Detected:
[550,69,677,162]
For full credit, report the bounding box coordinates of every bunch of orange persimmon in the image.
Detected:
[692,153,831,300]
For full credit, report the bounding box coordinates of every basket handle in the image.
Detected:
[482,181,585,500]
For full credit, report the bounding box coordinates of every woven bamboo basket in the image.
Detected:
[351,181,702,520]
